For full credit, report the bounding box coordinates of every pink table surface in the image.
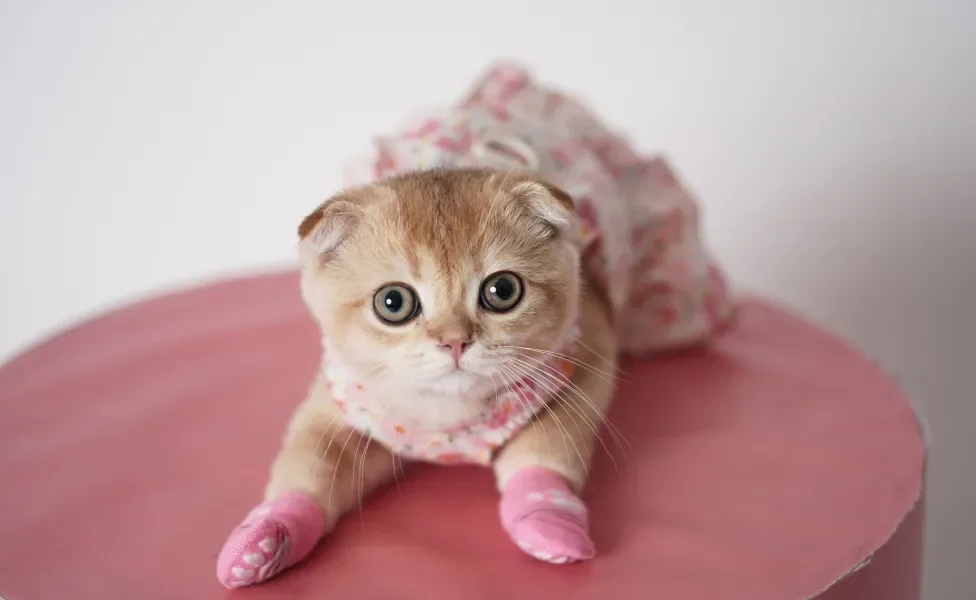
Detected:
[0,272,926,600]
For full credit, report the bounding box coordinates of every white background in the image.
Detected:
[2,1,973,596]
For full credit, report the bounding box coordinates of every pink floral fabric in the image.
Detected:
[342,61,735,354]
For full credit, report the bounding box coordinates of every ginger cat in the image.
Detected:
[216,168,618,587]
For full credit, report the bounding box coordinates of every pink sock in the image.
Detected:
[216,491,326,588]
[499,466,595,564]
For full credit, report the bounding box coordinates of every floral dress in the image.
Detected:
[332,62,736,465]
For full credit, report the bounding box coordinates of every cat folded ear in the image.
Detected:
[509,180,576,237]
[297,196,362,261]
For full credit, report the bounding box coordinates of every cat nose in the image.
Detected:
[438,337,473,366]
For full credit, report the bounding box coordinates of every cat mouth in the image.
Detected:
[441,365,476,378]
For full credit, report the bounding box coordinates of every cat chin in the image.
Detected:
[418,368,489,396]
[372,371,498,431]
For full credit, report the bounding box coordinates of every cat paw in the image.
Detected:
[217,516,292,587]
[499,467,596,564]
[509,504,596,563]
[216,491,326,588]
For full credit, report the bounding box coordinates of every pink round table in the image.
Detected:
[0,272,926,600]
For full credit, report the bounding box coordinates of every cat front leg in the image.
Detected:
[216,373,396,588]
[492,292,618,564]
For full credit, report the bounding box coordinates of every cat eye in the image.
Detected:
[480,272,524,313]
[373,283,420,325]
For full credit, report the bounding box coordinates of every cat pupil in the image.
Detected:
[385,291,403,312]
[492,279,513,300]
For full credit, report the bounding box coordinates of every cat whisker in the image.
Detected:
[505,358,589,443]
[326,427,358,520]
[357,432,374,522]
[508,355,624,453]
[498,362,558,465]
[349,427,368,519]
[494,363,554,464]
[505,358,620,474]
[576,337,629,374]
[512,351,630,451]
[307,408,344,481]
[500,362,586,470]
[354,362,388,386]
[312,414,349,482]
[497,345,628,386]
[384,404,408,497]
[309,361,386,485]
[507,357,624,474]
[484,369,513,461]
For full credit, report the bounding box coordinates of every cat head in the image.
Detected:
[296,169,581,427]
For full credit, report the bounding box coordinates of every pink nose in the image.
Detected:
[438,338,472,366]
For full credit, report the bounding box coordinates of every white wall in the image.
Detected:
[2,1,973,596]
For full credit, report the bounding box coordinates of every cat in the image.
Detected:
[214,62,735,589]
[216,168,619,587]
